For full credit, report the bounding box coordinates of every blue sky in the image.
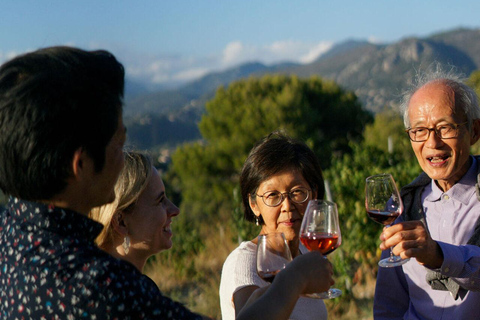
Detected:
[2,1,479,87]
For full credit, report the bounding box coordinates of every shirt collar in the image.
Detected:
[425,156,478,205]
[6,197,104,241]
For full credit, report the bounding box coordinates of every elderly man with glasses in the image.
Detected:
[374,69,480,319]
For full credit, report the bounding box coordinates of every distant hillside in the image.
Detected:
[125,62,284,116]
[296,35,476,112]
[124,27,480,149]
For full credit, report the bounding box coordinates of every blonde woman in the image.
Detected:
[90,151,179,272]
[90,151,210,319]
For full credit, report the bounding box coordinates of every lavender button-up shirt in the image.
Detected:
[374,157,480,319]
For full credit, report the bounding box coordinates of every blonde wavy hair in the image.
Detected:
[89,151,153,249]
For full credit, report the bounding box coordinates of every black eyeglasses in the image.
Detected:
[405,122,467,142]
[255,187,310,207]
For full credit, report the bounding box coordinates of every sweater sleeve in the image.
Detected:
[219,242,266,320]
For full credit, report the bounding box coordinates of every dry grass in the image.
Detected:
[145,223,237,319]
[144,223,374,319]
[327,299,373,320]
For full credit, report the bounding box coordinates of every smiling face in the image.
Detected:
[408,81,479,191]
[249,170,315,246]
[124,167,179,257]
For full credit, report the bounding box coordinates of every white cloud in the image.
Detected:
[172,68,210,82]
[126,54,218,85]
[119,40,338,86]
[368,36,383,44]
[222,41,247,66]
[220,40,334,69]
[300,42,334,63]
[0,40,338,88]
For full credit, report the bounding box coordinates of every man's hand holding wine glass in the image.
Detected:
[379,220,444,268]
[365,173,410,267]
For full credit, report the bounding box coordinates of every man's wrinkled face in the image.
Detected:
[408,81,474,191]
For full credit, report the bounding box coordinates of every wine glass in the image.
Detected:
[365,173,409,267]
[299,200,342,299]
[256,232,293,283]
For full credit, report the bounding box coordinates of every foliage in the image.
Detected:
[467,70,480,99]
[363,108,414,160]
[198,74,373,169]
[467,70,480,155]
[324,143,421,307]
[169,74,373,237]
[321,108,420,311]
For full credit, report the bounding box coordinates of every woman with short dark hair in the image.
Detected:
[220,132,329,320]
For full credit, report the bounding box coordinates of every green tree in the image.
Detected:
[169,74,373,234]
[198,74,372,169]
[467,70,480,99]
[467,70,480,155]
[363,108,414,159]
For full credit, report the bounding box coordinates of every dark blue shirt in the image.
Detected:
[0,197,201,319]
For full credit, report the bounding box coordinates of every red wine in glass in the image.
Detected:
[299,200,342,299]
[365,173,409,268]
[366,209,400,226]
[300,232,339,255]
[257,270,280,283]
[256,232,292,284]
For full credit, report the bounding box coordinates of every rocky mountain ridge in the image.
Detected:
[124,27,480,149]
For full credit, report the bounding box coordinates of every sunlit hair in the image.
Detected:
[89,151,153,249]
[400,63,480,131]
[240,131,325,225]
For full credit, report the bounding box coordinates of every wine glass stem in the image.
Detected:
[389,248,395,261]
[386,224,396,262]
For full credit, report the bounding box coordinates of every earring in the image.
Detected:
[122,235,130,254]
[255,216,260,226]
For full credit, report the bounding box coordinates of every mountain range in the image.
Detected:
[124,27,480,150]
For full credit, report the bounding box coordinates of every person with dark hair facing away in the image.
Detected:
[220,132,331,320]
[0,47,333,320]
[0,46,202,319]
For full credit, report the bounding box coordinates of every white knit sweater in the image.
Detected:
[219,241,328,320]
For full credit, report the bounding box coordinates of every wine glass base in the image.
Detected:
[304,288,342,299]
[378,256,410,268]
